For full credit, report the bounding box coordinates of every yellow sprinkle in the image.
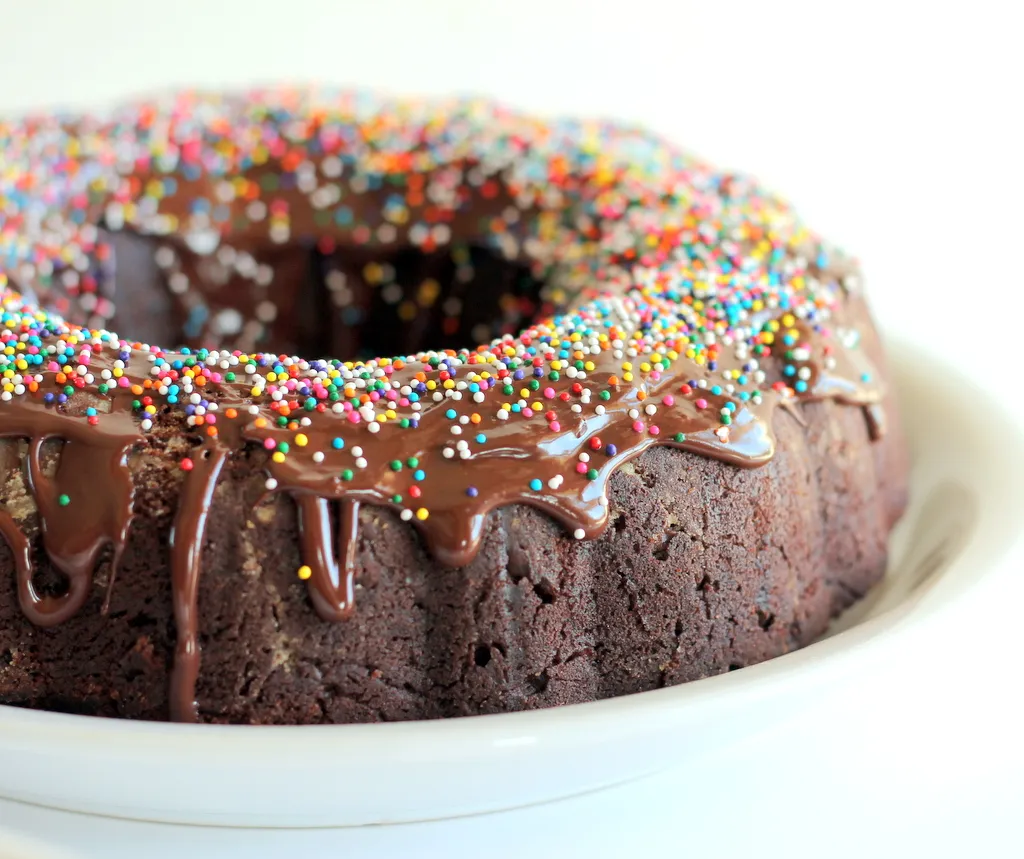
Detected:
[297,565,312,580]
[415,508,429,521]
[294,433,308,447]
[272,451,286,464]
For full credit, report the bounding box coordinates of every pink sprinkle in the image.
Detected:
[399,397,410,407]
[650,425,660,436]
[575,462,588,474]
[695,398,708,409]
[347,412,361,423]
[662,394,675,406]
[632,420,645,432]
[549,421,561,432]
[544,387,556,398]
[263,438,276,450]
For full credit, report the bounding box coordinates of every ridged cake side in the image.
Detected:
[0,297,906,723]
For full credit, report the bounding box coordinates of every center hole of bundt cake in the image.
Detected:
[103,231,551,358]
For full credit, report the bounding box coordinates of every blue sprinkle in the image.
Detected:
[413,469,426,481]
[332,438,344,450]
[475,433,486,444]
[529,478,543,492]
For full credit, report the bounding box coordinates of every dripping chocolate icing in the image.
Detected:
[0,91,885,722]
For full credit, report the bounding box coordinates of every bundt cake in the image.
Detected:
[0,90,908,723]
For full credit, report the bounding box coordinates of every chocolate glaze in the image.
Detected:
[0,91,886,721]
[168,441,228,723]
[0,405,140,627]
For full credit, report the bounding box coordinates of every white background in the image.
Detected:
[1,1,1023,856]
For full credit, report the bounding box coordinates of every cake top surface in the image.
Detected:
[1,88,881,554]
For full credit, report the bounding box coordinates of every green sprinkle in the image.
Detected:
[341,469,354,481]
[390,460,403,472]
[57,494,70,506]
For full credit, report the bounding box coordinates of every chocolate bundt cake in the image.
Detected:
[0,90,908,724]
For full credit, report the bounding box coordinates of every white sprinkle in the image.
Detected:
[265,478,278,491]
[400,509,413,522]
[573,528,586,540]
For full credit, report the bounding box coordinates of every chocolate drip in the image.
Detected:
[864,403,887,441]
[168,442,228,723]
[0,408,140,626]
[295,495,358,622]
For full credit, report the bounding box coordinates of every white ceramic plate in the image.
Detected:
[0,829,75,859]
[0,339,1018,828]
